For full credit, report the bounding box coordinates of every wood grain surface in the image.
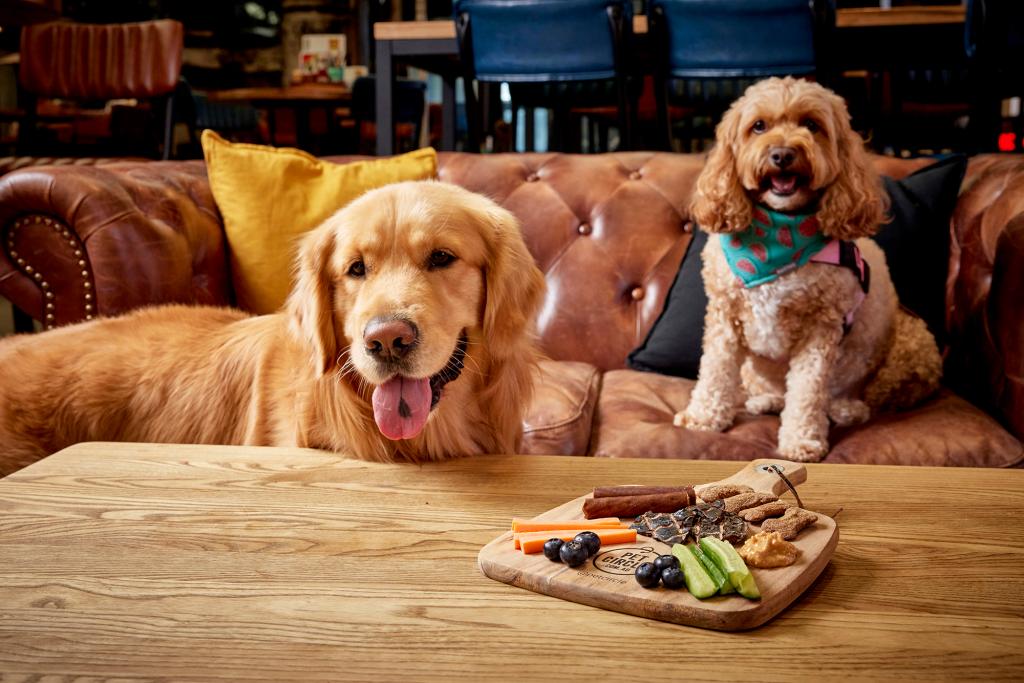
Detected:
[1,443,1022,681]
[479,459,838,630]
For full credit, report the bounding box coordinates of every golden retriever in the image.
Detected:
[675,77,941,462]
[0,181,545,475]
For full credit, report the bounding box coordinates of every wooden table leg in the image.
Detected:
[441,73,456,151]
[376,38,395,156]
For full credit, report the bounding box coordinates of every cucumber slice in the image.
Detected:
[670,543,717,599]
[699,537,761,600]
[689,543,734,595]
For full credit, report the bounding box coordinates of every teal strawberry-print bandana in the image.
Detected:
[719,207,830,288]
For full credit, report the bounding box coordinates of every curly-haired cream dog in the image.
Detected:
[675,77,941,462]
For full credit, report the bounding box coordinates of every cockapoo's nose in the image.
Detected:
[769,147,796,169]
[364,317,418,361]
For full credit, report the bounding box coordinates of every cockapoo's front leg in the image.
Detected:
[674,304,744,432]
[776,326,843,462]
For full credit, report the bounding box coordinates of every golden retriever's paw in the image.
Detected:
[828,399,870,427]
[674,407,734,432]
[745,394,784,416]
[776,435,829,463]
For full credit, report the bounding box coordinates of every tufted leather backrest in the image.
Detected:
[19,20,184,100]
[438,151,933,372]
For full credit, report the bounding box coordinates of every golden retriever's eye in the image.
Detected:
[428,250,456,270]
[346,260,366,278]
[801,118,819,133]
[751,120,767,134]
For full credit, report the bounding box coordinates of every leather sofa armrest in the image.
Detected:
[948,155,1024,440]
[0,161,231,329]
[977,218,1024,439]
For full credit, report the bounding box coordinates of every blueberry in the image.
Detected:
[542,538,564,562]
[634,562,661,588]
[574,531,602,557]
[661,566,687,590]
[653,554,679,573]
[559,540,589,567]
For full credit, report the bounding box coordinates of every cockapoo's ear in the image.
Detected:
[691,103,752,234]
[816,92,888,240]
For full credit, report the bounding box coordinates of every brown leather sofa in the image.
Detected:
[0,152,1021,467]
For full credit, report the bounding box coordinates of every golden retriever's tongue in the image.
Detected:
[372,376,432,440]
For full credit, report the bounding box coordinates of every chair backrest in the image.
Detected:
[453,0,632,83]
[966,0,1024,67]
[19,20,184,100]
[650,0,822,78]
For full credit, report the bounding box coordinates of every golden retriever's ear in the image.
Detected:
[287,225,339,377]
[691,104,752,234]
[481,205,545,359]
[817,95,888,240]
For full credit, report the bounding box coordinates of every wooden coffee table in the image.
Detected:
[0,443,1021,680]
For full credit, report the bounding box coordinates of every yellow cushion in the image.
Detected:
[201,130,438,314]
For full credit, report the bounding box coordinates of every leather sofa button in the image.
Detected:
[629,171,642,180]
[630,286,644,301]
[683,221,694,233]
[526,173,540,182]
[578,223,591,235]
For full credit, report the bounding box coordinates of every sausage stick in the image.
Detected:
[592,485,695,499]
[582,491,692,519]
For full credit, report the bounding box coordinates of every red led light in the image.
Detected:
[998,132,1016,152]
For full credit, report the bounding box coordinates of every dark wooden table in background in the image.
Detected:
[373,6,967,156]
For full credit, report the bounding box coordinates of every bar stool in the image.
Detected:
[453,0,635,152]
[649,0,834,151]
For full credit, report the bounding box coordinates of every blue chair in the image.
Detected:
[648,0,834,150]
[453,0,634,152]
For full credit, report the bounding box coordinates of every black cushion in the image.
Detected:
[627,154,967,379]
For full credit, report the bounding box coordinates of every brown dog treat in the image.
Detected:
[593,485,695,499]
[697,483,754,503]
[582,491,692,519]
[761,507,818,540]
[739,500,792,522]
[722,491,778,513]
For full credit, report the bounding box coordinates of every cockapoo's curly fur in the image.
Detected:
[674,77,942,462]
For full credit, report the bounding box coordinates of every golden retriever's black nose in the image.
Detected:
[769,147,796,169]
[364,317,418,361]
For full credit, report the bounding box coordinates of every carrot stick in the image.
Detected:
[513,522,630,549]
[511,518,626,532]
[518,528,637,554]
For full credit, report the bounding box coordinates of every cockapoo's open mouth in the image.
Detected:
[371,333,468,441]
[762,172,807,197]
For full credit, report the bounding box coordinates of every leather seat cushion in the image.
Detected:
[522,360,601,456]
[592,369,1024,467]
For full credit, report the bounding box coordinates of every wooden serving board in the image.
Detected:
[478,459,838,631]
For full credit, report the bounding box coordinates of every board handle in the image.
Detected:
[693,459,807,499]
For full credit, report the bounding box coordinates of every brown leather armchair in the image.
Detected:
[15,19,184,160]
[0,151,1021,467]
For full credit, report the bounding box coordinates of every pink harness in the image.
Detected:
[809,240,871,332]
